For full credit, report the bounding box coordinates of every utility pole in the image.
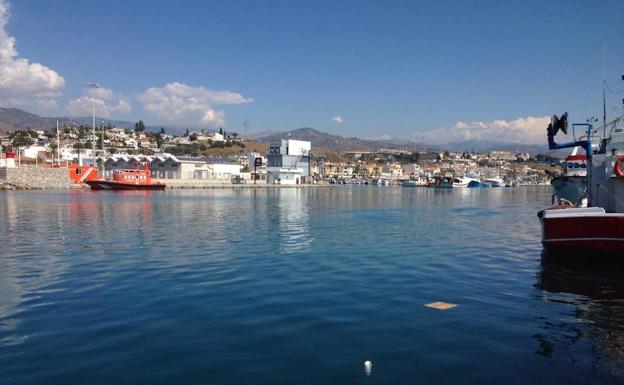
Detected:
[87,82,100,166]
[56,120,60,167]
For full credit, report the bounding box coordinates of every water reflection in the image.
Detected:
[0,193,69,346]
[535,253,624,375]
[275,189,311,254]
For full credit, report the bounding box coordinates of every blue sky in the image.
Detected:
[1,0,623,143]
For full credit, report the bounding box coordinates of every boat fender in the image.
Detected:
[614,155,624,177]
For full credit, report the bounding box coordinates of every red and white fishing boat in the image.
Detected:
[538,108,624,254]
[85,162,166,190]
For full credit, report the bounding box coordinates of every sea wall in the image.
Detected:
[0,167,70,189]
[156,179,325,189]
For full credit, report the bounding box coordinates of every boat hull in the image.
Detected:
[539,207,624,254]
[85,180,166,190]
[467,180,484,188]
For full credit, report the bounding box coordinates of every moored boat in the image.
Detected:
[86,162,166,190]
[538,105,624,255]
[452,176,476,188]
[402,177,428,187]
[549,147,587,206]
[467,180,484,188]
[484,177,505,187]
[428,176,453,188]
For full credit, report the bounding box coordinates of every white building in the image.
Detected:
[402,163,423,176]
[245,152,267,182]
[267,139,311,185]
[102,154,241,180]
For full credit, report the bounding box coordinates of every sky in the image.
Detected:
[0,0,623,144]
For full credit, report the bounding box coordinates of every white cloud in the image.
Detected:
[0,0,64,109]
[332,115,344,124]
[138,82,253,127]
[66,86,131,118]
[418,115,553,144]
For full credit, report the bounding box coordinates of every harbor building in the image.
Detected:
[266,139,311,184]
[101,155,241,181]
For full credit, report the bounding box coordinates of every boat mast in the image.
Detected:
[603,43,607,141]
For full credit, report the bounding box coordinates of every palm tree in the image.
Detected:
[49,143,59,165]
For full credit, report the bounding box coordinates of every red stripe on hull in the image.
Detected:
[86,180,166,190]
[541,215,624,252]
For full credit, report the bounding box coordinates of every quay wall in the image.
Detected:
[0,167,70,189]
[156,179,325,189]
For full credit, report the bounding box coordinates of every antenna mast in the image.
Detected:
[87,82,100,165]
[602,42,607,140]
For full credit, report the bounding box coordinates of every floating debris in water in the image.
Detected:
[364,360,372,376]
[425,301,458,311]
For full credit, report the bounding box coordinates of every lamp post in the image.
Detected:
[100,119,106,177]
[87,82,99,166]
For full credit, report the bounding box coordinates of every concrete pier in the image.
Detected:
[0,167,69,189]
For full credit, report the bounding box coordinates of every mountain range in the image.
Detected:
[0,107,550,154]
[0,107,138,132]
[254,127,548,154]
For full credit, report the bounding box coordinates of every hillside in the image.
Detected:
[255,127,421,152]
[0,107,154,133]
[0,107,555,156]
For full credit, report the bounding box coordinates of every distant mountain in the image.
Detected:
[0,107,139,132]
[0,107,180,133]
[254,127,428,152]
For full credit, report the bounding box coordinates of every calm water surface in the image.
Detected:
[1,187,624,384]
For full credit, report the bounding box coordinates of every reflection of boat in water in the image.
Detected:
[538,253,624,299]
[535,253,624,376]
[86,162,166,190]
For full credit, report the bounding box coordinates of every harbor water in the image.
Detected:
[1,187,623,384]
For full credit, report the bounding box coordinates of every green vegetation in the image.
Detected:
[9,130,37,147]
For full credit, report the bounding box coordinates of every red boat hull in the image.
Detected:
[540,208,624,253]
[85,180,166,190]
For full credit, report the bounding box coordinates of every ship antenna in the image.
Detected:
[602,42,607,141]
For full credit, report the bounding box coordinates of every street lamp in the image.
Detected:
[87,82,99,164]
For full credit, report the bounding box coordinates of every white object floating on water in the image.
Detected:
[425,301,458,311]
[364,360,373,376]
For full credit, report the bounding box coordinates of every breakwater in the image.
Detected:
[0,167,69,189]
[158,179,326,189]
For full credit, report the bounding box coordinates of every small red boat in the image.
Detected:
[86,162,166,190]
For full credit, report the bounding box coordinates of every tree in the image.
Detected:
[73,141,84,157]
[134,120,146,132]
[10,131,35,147]
[160,127,166,135]
[219,127,223,135]
[155,133,164,148]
